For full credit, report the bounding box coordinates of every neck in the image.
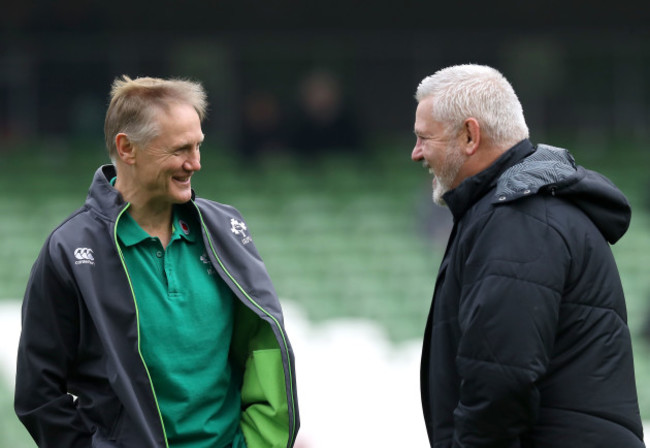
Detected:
[131,204,174,247]
[115,174,174,247]
[462,143,508,182]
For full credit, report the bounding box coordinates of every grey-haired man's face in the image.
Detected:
[412,98,467,206]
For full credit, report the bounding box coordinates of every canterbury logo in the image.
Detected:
[74,247,95,266]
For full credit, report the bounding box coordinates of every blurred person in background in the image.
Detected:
[15,76,299,448]
[411,64,644,447]
[289,69,363,157]
[238,90,288,165]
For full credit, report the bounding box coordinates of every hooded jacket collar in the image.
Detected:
[443,139,535,222]
[443,140,631,244]
[495,143,631,243]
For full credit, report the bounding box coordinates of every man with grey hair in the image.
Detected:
[15,76,300,448]
[412,64,644,447]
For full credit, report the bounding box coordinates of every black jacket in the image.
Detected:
[421,140,644,448]
[15,165,299,447]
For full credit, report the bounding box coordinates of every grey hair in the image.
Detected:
[104,75,207,160]
[415,64,529,147]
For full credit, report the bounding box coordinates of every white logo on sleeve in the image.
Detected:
[74,248,95,266]
[230,218,252,245]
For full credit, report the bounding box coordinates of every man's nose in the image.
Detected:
[411,142,423,162]
[185,149,201,172]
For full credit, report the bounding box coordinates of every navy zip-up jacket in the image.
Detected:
[15,165,300,447]
[421,140,644,447]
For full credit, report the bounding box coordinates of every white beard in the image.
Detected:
[432,142,466,206]
[432,177,447,206]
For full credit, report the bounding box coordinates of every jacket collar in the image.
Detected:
[443,139,535,222]
[86,165,128,221]
[86,164,197,222]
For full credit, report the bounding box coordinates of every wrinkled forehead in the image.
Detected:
[414,98,436,130]
[148,102,204,143]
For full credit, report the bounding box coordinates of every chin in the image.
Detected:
[169,192,192,204]
[432,194,447,207]
[432,185,448,207]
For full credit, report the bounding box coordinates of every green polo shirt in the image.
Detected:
[116,204,246,448]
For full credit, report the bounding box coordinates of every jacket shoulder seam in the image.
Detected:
[560,301,627,323]
[49,205,93,236]
[456,354,540,375]
[463,272,563,294]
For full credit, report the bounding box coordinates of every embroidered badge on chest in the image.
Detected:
[230,218,252,245]
[179,219,190,235]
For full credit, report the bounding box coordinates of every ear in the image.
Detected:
[462,118,481,156]
[115,133,137,165]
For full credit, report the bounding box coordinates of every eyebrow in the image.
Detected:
[175,140,203,152]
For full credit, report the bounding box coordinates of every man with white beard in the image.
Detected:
[411,64,644,448]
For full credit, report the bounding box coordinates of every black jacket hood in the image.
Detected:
[494,143,631,244]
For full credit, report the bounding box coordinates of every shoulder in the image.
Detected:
[47,205,95,246]
[455,195,574,292]
[193,197,243,219]
[29,205,101,279]
[42,203,116,266]
[460,194,573,259]
[191,198,252,237]
[461,189,552,235]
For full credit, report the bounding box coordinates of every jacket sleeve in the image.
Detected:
[452,206,568,447]
[14,237,93,447]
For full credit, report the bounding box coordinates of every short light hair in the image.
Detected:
[415,64,529,147]
[104,75,207,160]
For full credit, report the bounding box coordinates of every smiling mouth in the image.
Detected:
[422,160,435,176]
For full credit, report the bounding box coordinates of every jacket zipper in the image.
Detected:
[192,201,298,447]
[114,205,170,448]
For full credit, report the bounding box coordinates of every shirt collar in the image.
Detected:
[117,205,197,247]
[117,211,151,247]
[171,205,196,243]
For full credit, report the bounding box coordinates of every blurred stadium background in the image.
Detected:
[2,2,650,446]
